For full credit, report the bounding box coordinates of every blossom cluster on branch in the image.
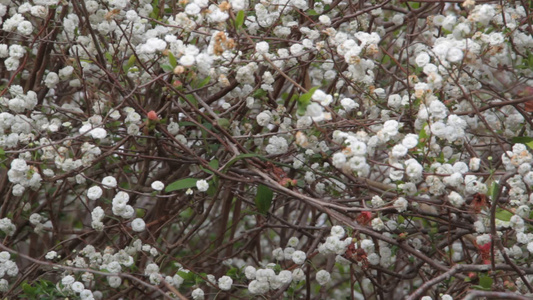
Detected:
[0,0,533,299]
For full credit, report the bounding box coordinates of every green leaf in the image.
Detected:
[165,178,198,192]
[307,9,319,16]
[488,181,499,200]
[200,159,219,175]
[124,55,136,72]
[255,185,273,215]
[479,275,493,289]
[511,137,533,150]
[298,86,319,106]
[161,64,173,72]
[253,88,267,98]
[168,51,177,68]
[193,76,211,89]
[217,118,230,129]
[177,271,196,282]
[235,10,245,29]
[495,209,513,222]
[222,153,262,172]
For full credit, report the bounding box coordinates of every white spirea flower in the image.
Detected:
[108,276,122,288]
[44,72,59,88]
[340,98,359,111]
[402,134,419,149]
[415,52,430,67]
[315,270,331,285]
[179,55,196,67]
[102,176,117,189]
[90,128,107,139]
[17,21,33,35]
[292,250,306,264]
[287,237,299,247]
[151,181,164,191]
[256,111,271,126]
[131,218,146,232]
[448,191,464,207]
[196,179,209,192]
[245,266,256,279]
[255,41,269,54]
[191,288,204,300]
[330,225,345,237]
[87,186,103,200]
[45,251,57,260]
[71,281,84,293]
[393,197,408,212]
[218,275,233,291]
[62,275,75,286]
[319,15,331,26]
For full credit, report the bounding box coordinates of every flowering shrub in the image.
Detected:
[1,0,533,299]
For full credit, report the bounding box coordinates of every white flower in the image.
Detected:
[415,52,430,67]
[315,270,330,285]
[245,266,256,279]
[62,275,75,286]
[391,144,408,157]
[393,197,408,212]
[90,128,107,139]
[87,186,103,200]
[131,218,146,232]
[448,191,465,207]
[447,47,463,63]
[44,72,59,88]
[319,15,331,26]
[340,98,358,111]
[256,111,271,126]
[45,251,57,260]
[291,250,306,264]
[185,3,201,15]
[11,158,28,172]
[151,181,165,191]
[71,281,84,293]
[17,21,33,35]
[402,134,419,149]
[287,237,299,247]
[330,225,345,237]
[248,280,269,294]
[292,268,305,281]
[108,276,122,288]
[102,176,117,189]
[218,275,233,291]
[255,41,269,54]
[196,179,209,192]
[180,55,196,67]
[191,288,204,300]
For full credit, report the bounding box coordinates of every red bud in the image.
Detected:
[147,110,159,121]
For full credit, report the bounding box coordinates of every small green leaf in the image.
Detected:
[124,55,136,72]
[193,76,211,89]
[223,153,262,172]
[165,178,198,192]
[217,118,230,129]
[253,88,267,98]
[307,9,319,16]
[177,271,195,282]
[235,10,245,29]
[479,275,493,289]
[161,64,173,72]
[168,51,177,68]
[511,137,533,150]
[298,86,319,106]
[255,185,273,215]
[488,181,499,200]
[201,160,219,175]
[495,209,513,222]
